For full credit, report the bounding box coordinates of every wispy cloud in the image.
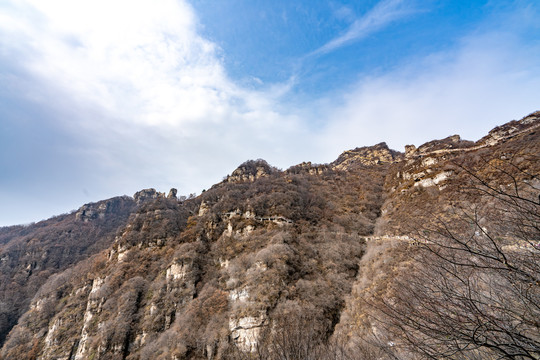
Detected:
[318,29,540,158]
[312,0,418,56]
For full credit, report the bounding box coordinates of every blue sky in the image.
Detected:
[0,0,539,226]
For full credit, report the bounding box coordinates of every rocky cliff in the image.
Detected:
[332,142,402,170]
[0,112,538,360]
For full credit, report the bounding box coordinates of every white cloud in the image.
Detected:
[0,0,307,133]
[0,0,539,226]
[0,0,315,226]
[7,0,227,125]
[318,30,540,158]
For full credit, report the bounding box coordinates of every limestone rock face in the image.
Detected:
[400,112,540,159]
[478,111,540,146]
[134,188,164,204]
[413,170,453,189]
[226,159,276,183]
[75,203,108,222]
[332,142,401,170]
[285,161,329,175]
[405,135,474,158]
[75,196,134,222]
[229,314,265,352]
[404,145,417,157]
[198,201,210,216]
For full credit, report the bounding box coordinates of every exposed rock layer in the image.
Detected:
[0,112,538,359]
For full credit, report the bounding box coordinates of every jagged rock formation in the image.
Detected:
[76,196,134,222]
[167,188,178,199]
[133,188,180,204]
[377,111,540,236]
[0,112,538,360]
[285,161,329,176]
[404,135,474,157]
[133,188,165,204]
[478,110,540,146]
[332,142,402,170]
[226,159,276,183]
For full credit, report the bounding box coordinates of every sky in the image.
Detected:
[0,0,539,226]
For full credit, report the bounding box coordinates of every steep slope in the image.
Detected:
[333,111,540,357]
[1,157,388,359]
[0,111,538,360]
[378,110,540,235]
[0,196,139,347]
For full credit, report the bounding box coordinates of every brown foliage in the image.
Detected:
[369,157,540,359]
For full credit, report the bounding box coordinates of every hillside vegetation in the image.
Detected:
[0,112,538,360]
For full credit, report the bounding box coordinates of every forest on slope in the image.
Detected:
[0,196,138,346]
[0,112,538,360]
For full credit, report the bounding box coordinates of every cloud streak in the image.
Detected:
[312,0,418,56]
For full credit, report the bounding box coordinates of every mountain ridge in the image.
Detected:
[0,111,538,360]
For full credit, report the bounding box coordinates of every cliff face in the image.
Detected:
[0,190,183,348]
[332,113,540,356]
[0,196,138,347]
[377,111,540,235]
[0,112,538,360]
[2,166,382,360]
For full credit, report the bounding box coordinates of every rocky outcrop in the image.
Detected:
[133,188,163,204]
[404,144,417,157]
[286,162,329,175]
[403,112,540,159]
[477,111,540,146]
[226,159,276,183]
[229,314,265,352]
[332,142,401,170]
[74,277,106,360]
[133,188,179,204]
[76,203,108,222]
[167,188,178,199]
[198,201,210,216]
[405,135,474,158]
[413,170,453,189]
[75,196,134,222]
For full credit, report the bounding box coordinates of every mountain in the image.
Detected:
[0,196,137,347]
[0,112,538,360]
